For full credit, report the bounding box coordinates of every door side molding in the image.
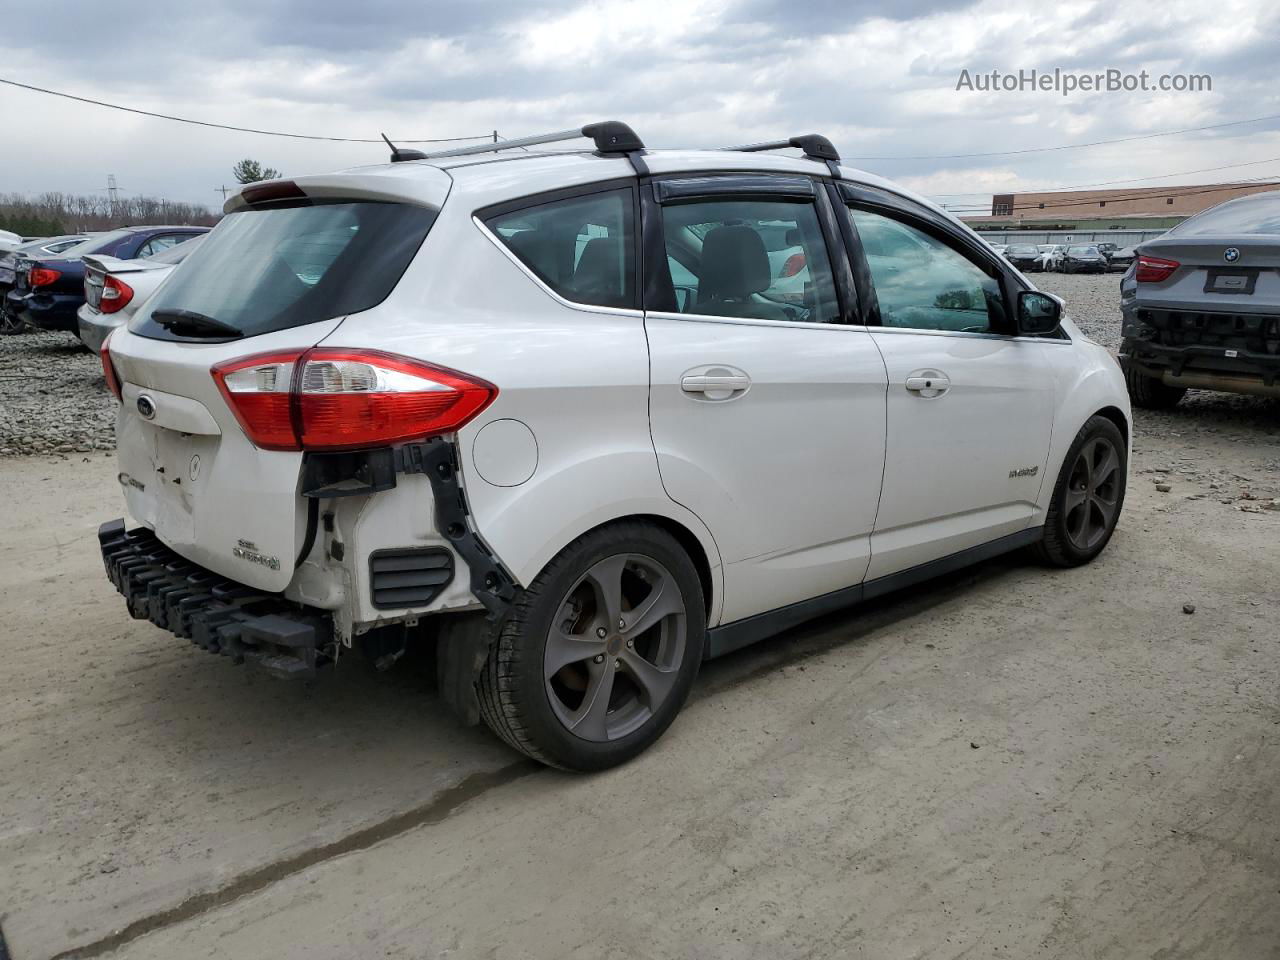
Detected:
[703,526,1042,659]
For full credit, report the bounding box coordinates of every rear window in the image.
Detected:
[1006,245,1038,254]
[131,201,436,340]
[1169,191,1280,237]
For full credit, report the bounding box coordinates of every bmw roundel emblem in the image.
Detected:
[1224,247,1241,263]
[136,395,156,420]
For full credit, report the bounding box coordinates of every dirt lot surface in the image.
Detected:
[1,273,1278,959]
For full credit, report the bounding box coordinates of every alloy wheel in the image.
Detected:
[1063,436,1121,551]
[544,553,687,743]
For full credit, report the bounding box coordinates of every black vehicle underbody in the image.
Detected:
[98,519,334,679]
[1121,305,1280,395]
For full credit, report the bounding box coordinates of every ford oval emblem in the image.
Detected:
[1223,247,1241,263]
[136,395,156,420]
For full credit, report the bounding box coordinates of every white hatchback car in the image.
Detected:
[98,123,1130,770]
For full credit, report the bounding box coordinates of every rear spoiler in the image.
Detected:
[82,254,167,277]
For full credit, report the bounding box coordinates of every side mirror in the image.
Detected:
[1016,290,1062,335]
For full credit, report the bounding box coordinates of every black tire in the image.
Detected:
[0,308,25,336]
[1123,362,1185,409]
[477,521,705,771]
[1036,415,1127,567]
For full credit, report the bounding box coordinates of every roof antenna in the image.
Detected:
[381,133,426,163]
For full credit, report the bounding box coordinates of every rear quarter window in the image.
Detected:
[483,188,636,309]
[131,201,436,340]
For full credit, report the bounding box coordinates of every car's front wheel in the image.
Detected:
[1036,415,1127,567]
[478,522,705,771]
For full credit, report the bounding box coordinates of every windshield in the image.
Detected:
[1068,246,1098,256]
[1169,191,1280,237]
[1007,245,1038,254]
[132,201,437,340]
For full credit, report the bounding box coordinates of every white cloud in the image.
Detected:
[0,0,1278,211]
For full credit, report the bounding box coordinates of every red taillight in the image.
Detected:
[99,276,135,314]
[1135,255,1179,283]
[780,253,806,278]
[29,267,61,288]
[211,348,498,452]
[100,329,123,401]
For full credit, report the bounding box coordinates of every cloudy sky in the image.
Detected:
[2,0,1279,214]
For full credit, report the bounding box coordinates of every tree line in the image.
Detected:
[0,192,220,237]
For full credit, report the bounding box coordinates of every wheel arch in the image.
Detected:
[1092,404,1130,449]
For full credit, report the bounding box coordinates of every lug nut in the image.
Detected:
[626,639,634,648]
[596,627,607,638]
[614,659,621,668]
[593,654,604,663]
[618,618,625,629]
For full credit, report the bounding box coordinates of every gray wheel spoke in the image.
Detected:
[544,628,605,679]
[1067,499,1089,544]
[584,554,629,630]
[1091,494,1117,529]
[620,573,683,638]
[567,659,616,740]
[1091,444,1119,491]
[619,648,678,707]
[1063,484,1088,515]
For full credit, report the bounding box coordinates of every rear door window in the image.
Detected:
[485,188,636,309]
[132,201,437,340]
[658,197,840,324]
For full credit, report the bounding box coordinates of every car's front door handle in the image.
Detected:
[680,365,751,401]
[905,370,950,398]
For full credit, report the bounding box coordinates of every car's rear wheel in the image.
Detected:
[1036,415,1127,567]
[477,522,704,771]
[0,307,25,336]
[1123,362,1186,409]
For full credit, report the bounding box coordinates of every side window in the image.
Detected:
[487,188,634,309]
[660,198,839,323]
[849,209,1006,334]
[139,234,185,258]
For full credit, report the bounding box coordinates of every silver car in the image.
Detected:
[77,235,206,352]
[1120,190,1280,406]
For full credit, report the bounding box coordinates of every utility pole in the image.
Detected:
[105,174,119,205]
[214,185,231,201]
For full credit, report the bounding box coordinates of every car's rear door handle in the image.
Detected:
[680,366,751,401]
[905,370,950,398]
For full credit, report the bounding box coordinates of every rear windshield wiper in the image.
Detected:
[151,309,243,338]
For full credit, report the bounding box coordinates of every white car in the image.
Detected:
[77,235,206,353]
[0,228,23,253]
[97,123,1130,770]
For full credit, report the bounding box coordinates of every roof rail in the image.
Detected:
[725,134,841,176]
[412,121,645,161]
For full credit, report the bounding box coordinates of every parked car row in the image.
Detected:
[988,240,1136,273]
[1,224,209,341]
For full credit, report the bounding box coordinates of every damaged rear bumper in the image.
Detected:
[98,518,333,679]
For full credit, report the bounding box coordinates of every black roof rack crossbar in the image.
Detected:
[725,134,842,176]
[412,121,644,161]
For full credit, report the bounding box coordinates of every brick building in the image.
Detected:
[962,181,1280,232]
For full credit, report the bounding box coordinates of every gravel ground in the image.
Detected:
[0,330,115,456]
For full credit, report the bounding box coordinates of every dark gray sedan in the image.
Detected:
[1120,189,1280,407]
[1060,245,1108,274]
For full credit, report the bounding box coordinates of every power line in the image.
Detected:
[849,112,1280,161]
[0,77,492,144]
